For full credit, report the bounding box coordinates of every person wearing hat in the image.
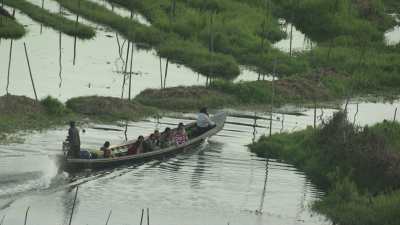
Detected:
[66,121,81,158]
[196,107,215,134]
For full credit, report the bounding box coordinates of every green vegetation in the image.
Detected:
[4,0,95,39]
[0,95,158,143]
[55,0,239,79]
[135,86,238,111]
[250,112,400,225]
[108,0,306,76]
[0,16,26,39]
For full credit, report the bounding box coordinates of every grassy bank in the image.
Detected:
[0,15,26,39]
[0,95,157,143]
[4,0,95,39]
[249,112,400,225]
[55,0,239,79]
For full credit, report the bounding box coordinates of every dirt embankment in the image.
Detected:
[0,95,44,115]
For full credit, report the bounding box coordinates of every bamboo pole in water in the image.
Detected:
[139,209,144,225]
[159,56,163,88]
[40,0,44,34]
[146,208,150,225]
[163,59,169,89]
[23,42,39,101]
[105,210,112,225]
[23,207,30,225]
[394,108,397,122]
[121,39,131,98]
[269,59,277,137]
[128,11,134,100]
[68,186,79,225]
[58,5,63,88]
[73,0,81,65]
[6,39,13,95]
[0,215,5,225]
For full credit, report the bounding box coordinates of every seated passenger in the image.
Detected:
[144,133,159,152]
[174,123,188,145]
[196,107,215,134]
[153,129,161,146]
[127,136,145,155]
[160,127,173,148]
[101,141,112,158]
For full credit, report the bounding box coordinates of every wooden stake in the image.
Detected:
[394,107,397,122]
[40,0,44,34]
[146,208,150,225]
[313,99,317,129]
[139,209,144,225]
[121,40,131,98]
[163,59,169,89]
[24,207,30,225]
[0,215,5,225]
[58,5,63,88]
[6,39,13,95]
[258,158,269,214]
[73,0,81,65]
[105,210,112,225]
[269,59,277,137]
[23,42,39,101]
[289,24,293,57]
[159,56,163,88]
[128,11,134,100]
[68,186,79,225]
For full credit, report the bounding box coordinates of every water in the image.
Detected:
[0,114,330,225]
[385,14,400,46]
[273,20,313,53]
[1,100,400,224]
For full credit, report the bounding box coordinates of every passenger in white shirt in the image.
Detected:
[196,107,215,134]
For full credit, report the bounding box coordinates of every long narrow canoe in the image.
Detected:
[60,112,226,170]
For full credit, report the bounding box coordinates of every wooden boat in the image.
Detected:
[60,112,226,170]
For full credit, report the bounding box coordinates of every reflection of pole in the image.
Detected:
[6,40,13,95]
[68,186,79,225]
[121,40,131,98]
[124,121,128,142]
[353,103,359,126]
[23,43,39,101]
[289,24,293,56]
[394,108,398,122]
[252,112,257,143]
[257,158,269,214]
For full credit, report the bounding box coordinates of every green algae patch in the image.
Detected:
[0,15,26,39]
[4,0,95,39]
[66,96,158,121]
[135,86,238,111]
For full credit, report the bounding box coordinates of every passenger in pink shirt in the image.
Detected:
[174,123,188,145]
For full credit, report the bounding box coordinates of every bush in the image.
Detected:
[40,96,67,116]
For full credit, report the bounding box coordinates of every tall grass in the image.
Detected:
[3,0,95,39]
[0,15,26,39]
